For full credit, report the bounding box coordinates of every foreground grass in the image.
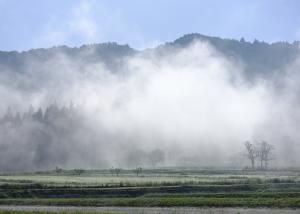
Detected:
[0,196,300,208]
[0,169,298,188]
[2,184,300,199]
[0,169,299,209]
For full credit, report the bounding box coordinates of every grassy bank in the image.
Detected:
[0,195,299,208]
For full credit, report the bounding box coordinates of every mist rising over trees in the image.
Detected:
[0,104,165,171]
[0,34,300,171]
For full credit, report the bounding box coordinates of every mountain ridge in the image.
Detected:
[1,33,300,53]
[1,33,300,79]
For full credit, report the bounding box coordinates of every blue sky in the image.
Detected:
[0,0,300,51]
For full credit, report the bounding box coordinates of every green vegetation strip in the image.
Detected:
[144,192,300,198]
[0,196,300,208]
[2,184,300,199]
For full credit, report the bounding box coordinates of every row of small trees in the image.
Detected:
[110,167,143,177]
[244,141,274,170]
[55,167,85,175]
[56,167,144,177]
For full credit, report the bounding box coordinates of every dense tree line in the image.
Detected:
[0,104,165,171]
[0,104,87,171]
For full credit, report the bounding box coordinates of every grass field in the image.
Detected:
[0,168,300,213]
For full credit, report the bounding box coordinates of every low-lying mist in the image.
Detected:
[0,40,300,171]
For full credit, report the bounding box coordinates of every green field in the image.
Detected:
[0,168,300,212]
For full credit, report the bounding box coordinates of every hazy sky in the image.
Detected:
[0,0,300,51]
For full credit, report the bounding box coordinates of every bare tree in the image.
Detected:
[110,167,122,176]
[114,168,121,176]
[244,141,258,170]
[257,141,274,170]
[74,169,85,175]
[109,167,114,176]
[134,167,142,176]
[55,166,63,174]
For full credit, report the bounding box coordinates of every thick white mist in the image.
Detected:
[0,41,299,169]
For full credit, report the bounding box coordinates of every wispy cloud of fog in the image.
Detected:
[0,40,300,171]
[37,0,102,47]
[34,0,160,50]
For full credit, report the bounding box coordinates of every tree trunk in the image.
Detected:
[251,159,255,170]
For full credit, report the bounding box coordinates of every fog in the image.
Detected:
[0,40,300,171]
